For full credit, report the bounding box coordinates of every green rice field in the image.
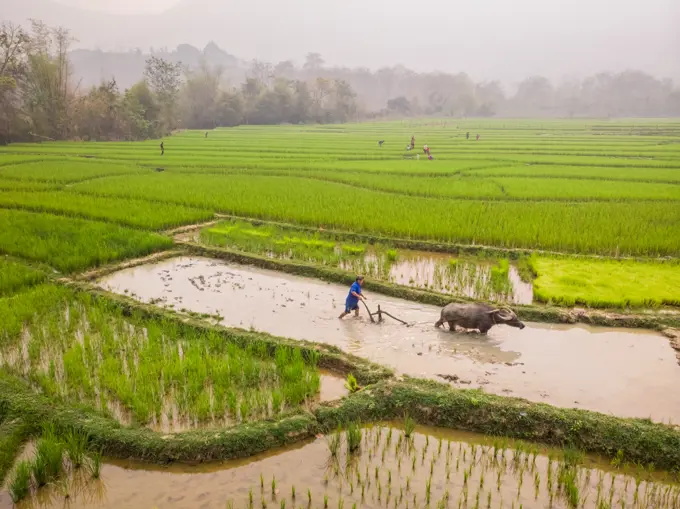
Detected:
[2,119,680,507]
[0,119,678,303]
[0,285,321,429]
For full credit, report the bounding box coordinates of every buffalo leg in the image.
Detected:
[434,319,443,328]
[448,321,457,331]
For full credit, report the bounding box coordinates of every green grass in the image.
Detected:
[0,285,322,427]
[0,159,146,183]
[0,190,213,229]
[531,257,680,308]
[466,164,680,183]
[0,178,60,191]
[272,170,680,201]
[73,174,680,256]
[0,414,28,486]
[0,258,47,296]
[0,209,172,273]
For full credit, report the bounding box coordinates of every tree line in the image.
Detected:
[0,21,358,142]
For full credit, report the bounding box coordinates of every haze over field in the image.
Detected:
[2,0,679,143]
[4,0,679,83]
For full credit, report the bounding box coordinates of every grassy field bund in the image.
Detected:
[2,119,680,502]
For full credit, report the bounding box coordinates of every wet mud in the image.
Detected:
[99,257,680,423]
[3,425,677,509]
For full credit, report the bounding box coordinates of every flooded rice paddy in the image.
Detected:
[99,257,680,423]
[340,251,532,305]
[3,425,679,509]
[190,225,533,305]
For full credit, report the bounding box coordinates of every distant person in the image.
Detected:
[160,142,164,155]
[378,140,385,147]
[205,132,209,138]
[476,134,480,141]
[410,136,415,150]
[339,276,367,319]
[423,144,431,156]
[466,132,470,140]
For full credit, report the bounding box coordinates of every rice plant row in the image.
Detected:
[74,174,680,257]
[0,190,213,230]
[0,159,146,183]
[0,258,46,297]
[258,169,680,201]
[7,424,102,503]
[0,209,172,273]
[531,257,680,308]
[223,425,680,509]
[0,285,321,428]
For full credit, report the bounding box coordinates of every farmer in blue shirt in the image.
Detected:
[339,276,367,319]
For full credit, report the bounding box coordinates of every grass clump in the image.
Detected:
[346,422,362,453]
[345,374,360,393]
[8,460,32,503]
[403,414,416,438]
[0,258,46,297]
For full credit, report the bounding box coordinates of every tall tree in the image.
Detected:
[123,80,160,139]
[144,55,182,132]
[303,53,325,73]
[21,21,75,139]
[0,22,30,143]
[180,60,224,129]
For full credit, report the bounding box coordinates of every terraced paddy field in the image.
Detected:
[2,119,680,508]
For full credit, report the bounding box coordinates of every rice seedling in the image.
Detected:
[88,449,103,479]
[33,434,65,486]
[65,429,89,469]
[272,477,277,495]
[291,486,296,500]
[8,460,32,503]
[324,495,329,508]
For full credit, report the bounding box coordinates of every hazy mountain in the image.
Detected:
[69,44,242,90]
[5,0,679,84]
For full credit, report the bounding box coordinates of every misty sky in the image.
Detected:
[55,0,182,14]
[11,0,680,82]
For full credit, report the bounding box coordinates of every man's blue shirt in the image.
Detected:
[346,281,362,307]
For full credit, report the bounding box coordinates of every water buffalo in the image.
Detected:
[434,303,525,334]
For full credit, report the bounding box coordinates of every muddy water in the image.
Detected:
[99,257,680,423]
[3,425,677,509]
[319,371,350,402]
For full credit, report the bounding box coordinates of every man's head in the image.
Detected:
[356,276,365,286]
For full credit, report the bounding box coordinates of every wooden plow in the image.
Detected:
[361,301,410,326]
